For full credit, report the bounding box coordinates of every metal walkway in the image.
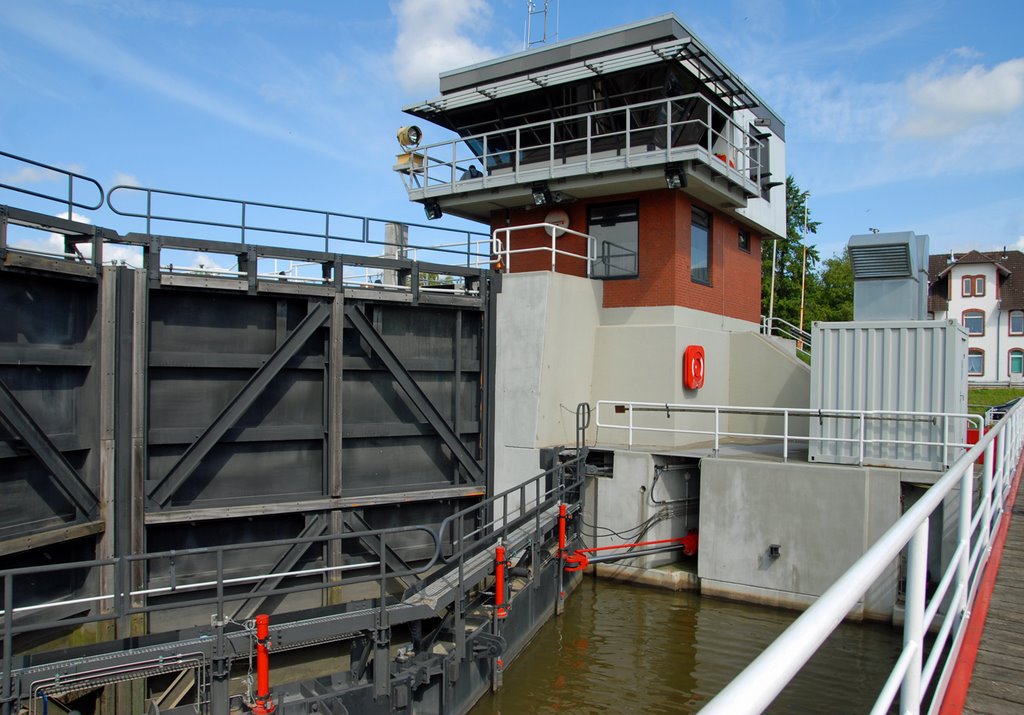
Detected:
[958,470,1024,714]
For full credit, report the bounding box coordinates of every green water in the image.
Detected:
[472,578,902,714]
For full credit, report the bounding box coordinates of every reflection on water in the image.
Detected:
[472,578,902,714]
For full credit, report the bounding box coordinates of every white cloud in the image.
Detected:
[7,211,143,266]
[0,166,61,184]
[2,4,344,160]
[112,172,141,187]
[899,57,1024,138]
[390,0,498,94]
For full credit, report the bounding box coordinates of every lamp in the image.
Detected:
[665,166,687,190]
[397,125,422,149]
[532,182,552,206]
[423,199,442,221]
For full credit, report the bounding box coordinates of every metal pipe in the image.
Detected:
[585,543,689,565]
[558,503,567,552]
[251,614,276,714]
[494,544,507,619]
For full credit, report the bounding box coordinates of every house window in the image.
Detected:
[588,201,639,279]
[963,310,985,336]
[1010,310,1024,335]
[738,229,750,253]
[968,349,984,376]
[1010,349,1024,376]
[962,274,986,297]
[691,206,711,285]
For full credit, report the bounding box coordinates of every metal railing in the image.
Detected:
[0,455,587,704]
[595,400,982,465]
[492,223,596,276]
[761,315,812,357]
[397,93,764,199]
[107,184,489,267]
[702,399,1024,715]
[0,149,104,214]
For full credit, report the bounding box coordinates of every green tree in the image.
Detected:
[806,250,854,323]
[761,176,820,329]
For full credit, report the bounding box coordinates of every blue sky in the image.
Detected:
[1,0,1022,264]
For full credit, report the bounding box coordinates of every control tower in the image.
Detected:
[396,13,785,324]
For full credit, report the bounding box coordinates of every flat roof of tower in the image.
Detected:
[405,13,784,135]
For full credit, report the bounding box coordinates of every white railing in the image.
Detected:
[491,223,598,276]
[398,93,764,199]
[701,400,1024,715]
[595,401,982,466]
[761,315,812,357]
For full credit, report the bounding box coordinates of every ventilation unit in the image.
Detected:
[848,231,929,321]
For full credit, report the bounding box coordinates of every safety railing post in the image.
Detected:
[859,413,866,465]
[241,202,247,244]
[2,573,13,715]
[957,463,973,612]
[628,404,634,448]
[714,408,720,455]
[783,410,790,462]
[901,520,929,715]
[982,439,994,546]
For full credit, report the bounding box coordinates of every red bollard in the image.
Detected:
[495,544,508,619]
[252,614,276,714]
[558,503,567,553]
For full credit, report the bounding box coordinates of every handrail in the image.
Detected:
[701,399,1024,714]
[596,400,982,465]
[0,149,105,212]
[107,184,488,265]
[491,223,597,276]
[761,315,812,355]
[398,93,764,198]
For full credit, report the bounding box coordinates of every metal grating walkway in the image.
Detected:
[963,476,1024,714]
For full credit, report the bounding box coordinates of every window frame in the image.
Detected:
[587,200,640,280]
[1010,310,1024,336]
[968,348,985,376]
[962,274,987,297]
[963,309,985,336]
[1010,349,1024,376]
[690,205,711,286]
[738,228,750,254]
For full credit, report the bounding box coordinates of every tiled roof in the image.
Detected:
[928,250,1024,313]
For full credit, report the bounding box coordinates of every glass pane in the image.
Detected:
[963,277,972,296]
[976,277,985,295]
[1011,353,1023,374]
[964,313,984,335]
[589,202,638,279]
[691,207,710,284]
[969,352,984,374]
[1012,312,1023,334]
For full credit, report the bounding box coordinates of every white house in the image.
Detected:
[928,250,1024,384]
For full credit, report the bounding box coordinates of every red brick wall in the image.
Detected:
[489,189,762,323]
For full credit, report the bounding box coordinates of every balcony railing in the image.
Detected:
[397,93,766,200]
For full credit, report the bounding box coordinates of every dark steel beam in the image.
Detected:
[148,301,331,507]
[345,304,483,483]
[231,515,328,621]
[343,512,420,593]
[0,377,97,517]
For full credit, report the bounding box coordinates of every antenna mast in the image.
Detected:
[524,0,559,50]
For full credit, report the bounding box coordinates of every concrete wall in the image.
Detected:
[697,458,902,620]
[493,272,601,496]
[728,331,811,438]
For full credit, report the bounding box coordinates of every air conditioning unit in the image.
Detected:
[848,231,930,321]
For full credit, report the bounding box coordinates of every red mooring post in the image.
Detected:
[558,503,567,553]
[252,614,276,714]
[495,544,508,619]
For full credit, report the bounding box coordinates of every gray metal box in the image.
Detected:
[809,320,968,470]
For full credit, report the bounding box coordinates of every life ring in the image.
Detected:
[683,345,705,390]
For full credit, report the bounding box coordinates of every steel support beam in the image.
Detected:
[148,301,331,507]
[231,515,328,621]
[345,304,483,482]
[0,376,98,517]
[344,511,420,593]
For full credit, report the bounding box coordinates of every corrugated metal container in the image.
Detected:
[809,320,968,470]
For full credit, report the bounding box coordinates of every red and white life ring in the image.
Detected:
[683,345,705,390]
